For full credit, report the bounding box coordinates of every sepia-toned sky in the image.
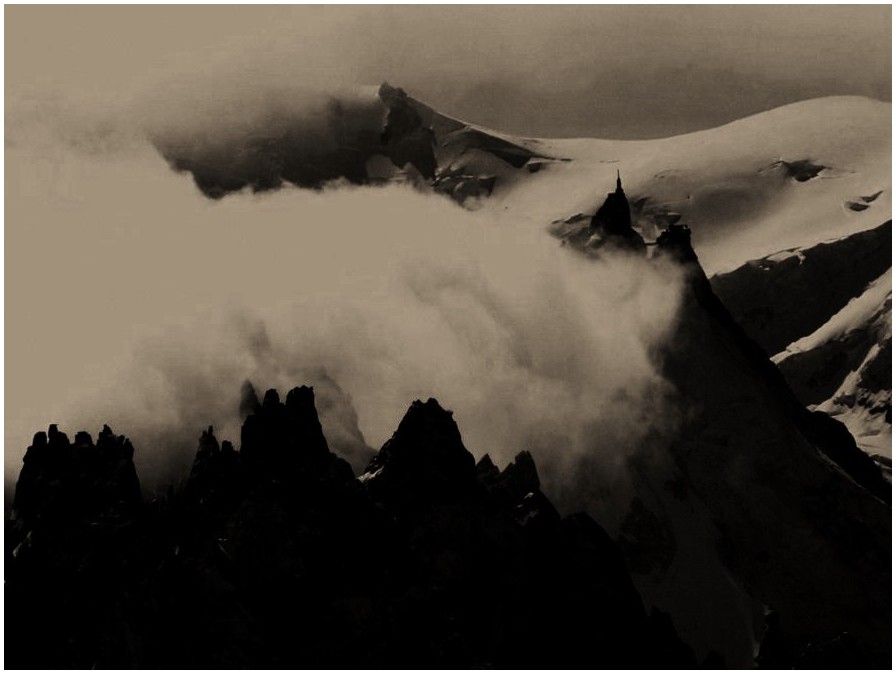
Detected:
[6,4,891,138]
[4,4,893,485]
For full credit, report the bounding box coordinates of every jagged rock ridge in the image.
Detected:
[6,387,695,669]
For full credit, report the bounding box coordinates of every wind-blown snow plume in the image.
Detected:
[6,89,685,520]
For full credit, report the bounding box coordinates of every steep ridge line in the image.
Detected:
[6,386,697,669]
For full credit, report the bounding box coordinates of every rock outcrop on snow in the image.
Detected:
[150,82,541,204]
[586,171,647,253]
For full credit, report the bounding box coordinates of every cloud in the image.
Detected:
[6,86,685,523]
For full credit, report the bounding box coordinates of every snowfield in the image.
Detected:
[473,96,890,275]
[465,94,892,464]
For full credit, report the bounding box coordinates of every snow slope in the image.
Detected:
[776,269,892,458]
[776,269,891,359]
[469,95,892,463]
[471,96,890,275]
[153,89,890,278]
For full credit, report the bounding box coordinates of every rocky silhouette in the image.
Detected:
[551,173,650,254]
[6,387,696,669]
[7,425,147,668]
[587,171,647,253]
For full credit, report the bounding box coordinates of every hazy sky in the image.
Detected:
[3,4,891,492]
[6,4,891,138]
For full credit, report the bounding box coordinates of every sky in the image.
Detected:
[3,4,892,489]
[5,4,892,138]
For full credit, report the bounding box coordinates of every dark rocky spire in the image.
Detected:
[238,380,261,419]
[239,385,353,484]
[361,398,476,509]
[589,172,645,253]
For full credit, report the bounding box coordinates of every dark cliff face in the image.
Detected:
[710,220,892,357]
[546,197,891,665]
[656,234,889,505]
[639,234,891,666]
[5,386,695,669]
[709,222,892,460]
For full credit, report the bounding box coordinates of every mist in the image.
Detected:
[6,99,685,520]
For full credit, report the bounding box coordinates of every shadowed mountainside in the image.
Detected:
[623,229,891,667]
[710,222,892,460]
[545,199,891,667]
[5,387,695,669]
[711,221,891,358]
